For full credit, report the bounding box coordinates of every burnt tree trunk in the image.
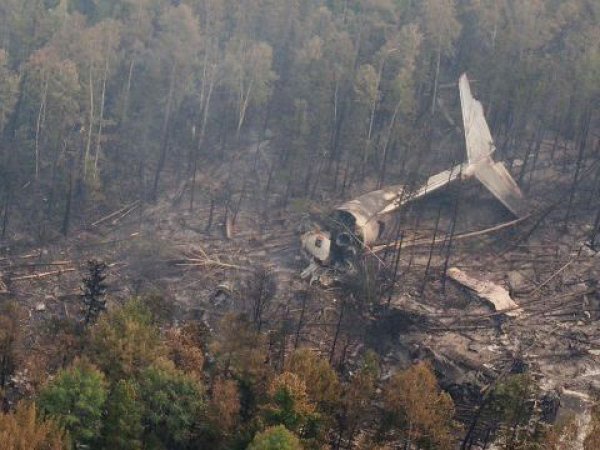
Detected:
[151,66,176,201]
[563,106,592,230]
[420,203,443,295]
[329,298,346,364]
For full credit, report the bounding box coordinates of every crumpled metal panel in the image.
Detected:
[336,185,405,244]
[447,267,522,317]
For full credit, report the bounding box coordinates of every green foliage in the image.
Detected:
[460,372,547,449]
[0,0,597,241]
[137,358,204,448]
[286,348,340,411]
[0,0,598,447]
[22,45,81,147]
[247,425,303,450]
[338,351,381,444]
[38,359,107,447]
[421,0,461,54]
[492,373,538,425]
[222,39,277,132]
[88,298,165,380]
[263,372,318,434]
[210,313,272,393]
[102,379,144,450]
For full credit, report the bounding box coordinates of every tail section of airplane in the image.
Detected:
[459,73,528,217]
[301,73,528,272]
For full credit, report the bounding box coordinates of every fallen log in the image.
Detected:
[11,261,72,268]
[530,253,580,295]
[10,268,75,281]
[175,261,253,271]
[91,200,140,227]
[111,203,139,225]
[373,215,530,253]
[76,232,141,248]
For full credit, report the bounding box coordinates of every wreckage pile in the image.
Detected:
[1,130,598,448]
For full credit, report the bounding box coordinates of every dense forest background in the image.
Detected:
[0,0,597,240]
[0,0,599,449]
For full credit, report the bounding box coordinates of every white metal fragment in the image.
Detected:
[447,267,522,317]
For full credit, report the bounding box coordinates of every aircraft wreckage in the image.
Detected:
[301,73,528,282]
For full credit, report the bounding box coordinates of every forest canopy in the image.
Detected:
[0,0,597,239]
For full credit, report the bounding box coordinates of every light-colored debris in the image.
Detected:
[224,209,233,240]
[91,200,140,227]
[301,231,331,263]
[10,268,76,282]
[176,259,251,271]
[300,260,320,280]
[174,247,253,272]
[447,267,522,317]
[506,270,531,292]
[35,303,46,312]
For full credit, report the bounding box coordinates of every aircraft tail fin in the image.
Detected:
[459,73,528,217]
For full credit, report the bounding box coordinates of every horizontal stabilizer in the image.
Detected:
[473,161,528,217]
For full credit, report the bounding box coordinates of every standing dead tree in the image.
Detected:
[81,259,108,326]
[245,266,277,333]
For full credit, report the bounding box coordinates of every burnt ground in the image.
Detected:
[0,133,599,442]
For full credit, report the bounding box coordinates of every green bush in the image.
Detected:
[247,425,303,450]
[38,360,107,447]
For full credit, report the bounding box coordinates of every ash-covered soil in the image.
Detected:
[1,135,598,426]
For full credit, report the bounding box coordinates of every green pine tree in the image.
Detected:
[247,425,303,450]
[102,379,144,450]
[38,359,108,447]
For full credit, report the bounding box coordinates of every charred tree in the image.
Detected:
[246,266,276,333]
[563,106,592,230]
[442,184,461,294]
[420,202,443,295]
[329,297,346,364]
[294,289,309,349]
[81,259,108,326]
